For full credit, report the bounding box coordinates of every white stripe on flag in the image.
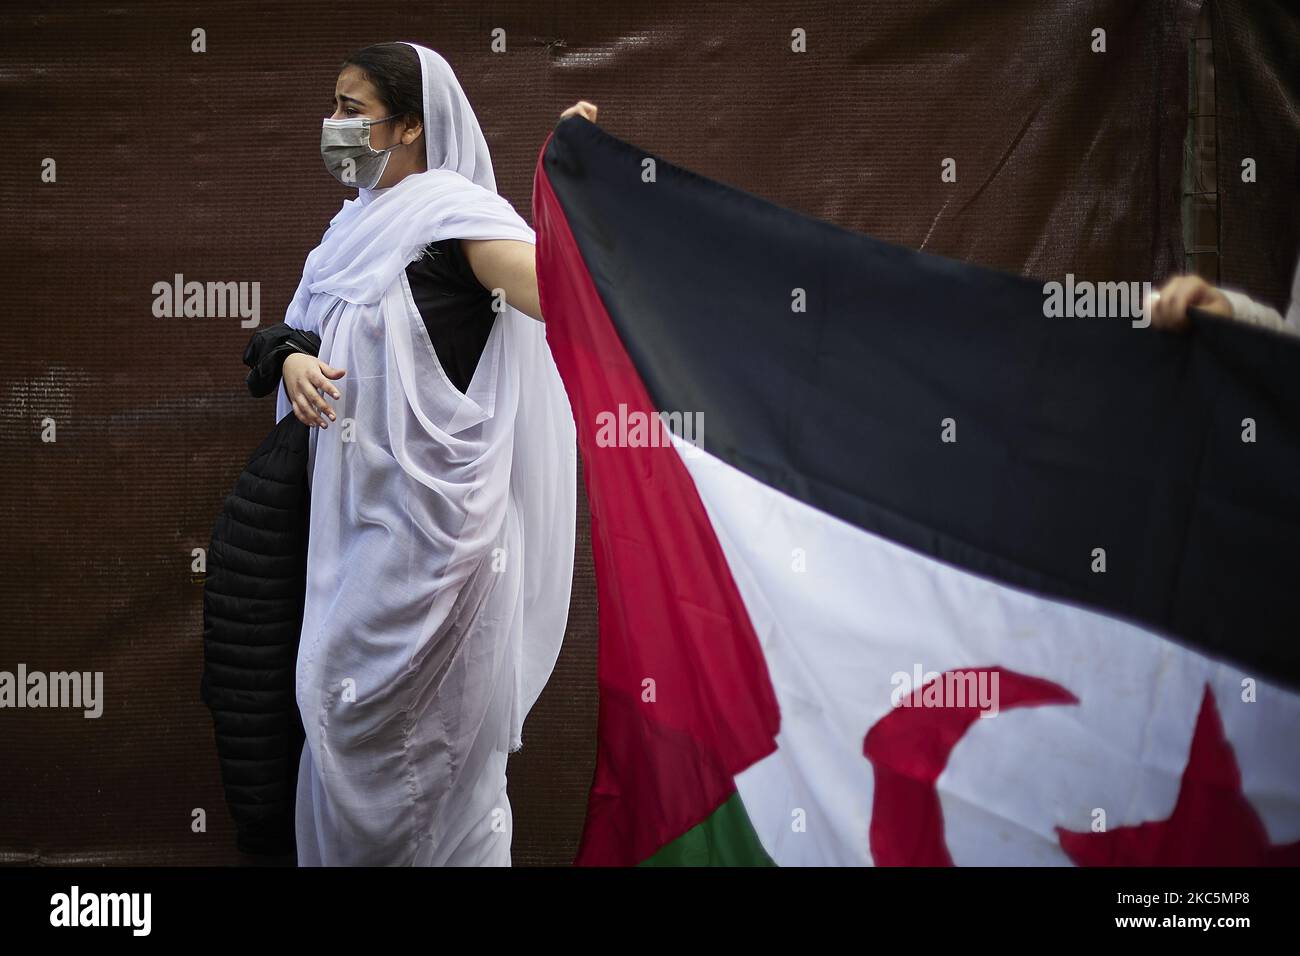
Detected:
[670,435,1300,866]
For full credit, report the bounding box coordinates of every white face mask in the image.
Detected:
[320,114,402,188]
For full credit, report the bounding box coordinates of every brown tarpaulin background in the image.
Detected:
[2,0,1296,865]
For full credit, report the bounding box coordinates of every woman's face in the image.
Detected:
[330,65,424,187]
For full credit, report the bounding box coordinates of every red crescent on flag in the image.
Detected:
[863,667,1077,866]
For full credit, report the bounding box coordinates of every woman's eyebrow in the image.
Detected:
[334,93,365,106]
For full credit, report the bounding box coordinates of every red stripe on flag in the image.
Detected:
[533,133,782,866]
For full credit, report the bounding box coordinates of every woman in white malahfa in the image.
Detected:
[275,40,596,865]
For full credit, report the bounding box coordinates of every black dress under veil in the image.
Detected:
[403,238,497,395]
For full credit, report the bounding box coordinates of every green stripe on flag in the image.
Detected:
[638,791,776,866]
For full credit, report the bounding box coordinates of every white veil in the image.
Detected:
[278,42,577,864]
[402,42,497,192]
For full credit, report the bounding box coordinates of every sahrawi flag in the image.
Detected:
[531,116,1300,867]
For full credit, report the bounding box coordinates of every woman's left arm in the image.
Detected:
[461,238,544,323]
[461,100,599,325]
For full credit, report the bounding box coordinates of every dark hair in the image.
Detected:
[340,43,422,125]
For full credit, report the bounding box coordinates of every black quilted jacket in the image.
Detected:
[200,323,319,856]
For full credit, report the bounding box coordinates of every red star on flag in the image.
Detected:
[1058,684,1300,866]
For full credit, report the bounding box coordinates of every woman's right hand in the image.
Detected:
[283,352,346,428]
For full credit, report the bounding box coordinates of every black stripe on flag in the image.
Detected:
[542,116,1300,689]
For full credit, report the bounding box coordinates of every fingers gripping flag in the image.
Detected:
[532,116,1300,867]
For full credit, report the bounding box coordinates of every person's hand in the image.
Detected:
[560,100,598,123]
[1149,274,1233,330]
[283,352,345,428]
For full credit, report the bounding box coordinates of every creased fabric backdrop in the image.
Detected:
[1,0,1296,865]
